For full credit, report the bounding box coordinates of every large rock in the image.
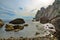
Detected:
[40,17,49,24]
[9,18,25,24]
[0,19,4,27]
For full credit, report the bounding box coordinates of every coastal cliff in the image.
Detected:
[35,0,60,20]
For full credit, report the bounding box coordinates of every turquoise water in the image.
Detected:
[0,20,47,38]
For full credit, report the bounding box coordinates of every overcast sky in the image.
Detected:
[0,0,55,20]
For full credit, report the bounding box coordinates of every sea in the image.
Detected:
[0,19,49,38]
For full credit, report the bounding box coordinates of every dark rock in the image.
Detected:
[35,32,40,35]
[0,19,4,28]
[40,17,49,24]
[23,24,28,26]
[9,18,25,24]
[13,25,24,30]
[5,24,14,31]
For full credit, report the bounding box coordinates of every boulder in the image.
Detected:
[9,18,25,24]
[40,17,49,24]
[5,24,14,31]
[13,25,24,30]
[0,19,4,28]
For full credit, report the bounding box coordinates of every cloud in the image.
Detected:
[0,8,15,19]
[0,0,55,18]
[19,7,23,10]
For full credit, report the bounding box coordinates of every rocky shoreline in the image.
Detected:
[0,36,57,40]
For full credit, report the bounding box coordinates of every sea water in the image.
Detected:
[0,19,47,38]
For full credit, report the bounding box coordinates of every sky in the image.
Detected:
[0,0,55,20]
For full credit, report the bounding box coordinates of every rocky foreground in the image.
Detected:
[0,36,57,40]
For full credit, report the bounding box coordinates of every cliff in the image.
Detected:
[35,0,60,21]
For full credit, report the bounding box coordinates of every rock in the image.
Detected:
[35,0,60,21]
[5,24,14,31]
[35,7,46,21]
[0,19,4,28]
[13,25,24,30]
[23,24,28,26]
[50,16,60,40]
[40,17,49,24]
[9,18,25,24]
[36,25,39,27]
[35,32,40,35]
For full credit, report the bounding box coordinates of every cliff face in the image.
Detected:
[35,0,60,20]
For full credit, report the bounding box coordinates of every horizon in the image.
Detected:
[0,0,55,20]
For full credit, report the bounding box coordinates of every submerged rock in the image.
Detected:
[0,19,4,28]
[5,24,14,31]
[9,18,25,24]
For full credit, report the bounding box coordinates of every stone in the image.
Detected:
[23,24,28,26]
[35,32,40,35]
[0,19,4,28]
[5,24,14,31]
[13,25,24,30]
[40,17,49,24]
[9,18,25,24]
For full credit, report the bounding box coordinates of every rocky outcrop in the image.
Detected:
[35,0,60,39]
[9,18,25,24]
[35,0,60,21]
[0,19,4,27]
[50,16,60,40]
